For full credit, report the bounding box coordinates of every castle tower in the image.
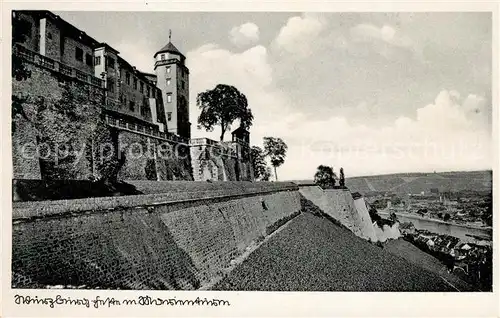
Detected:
[154,32,191,139]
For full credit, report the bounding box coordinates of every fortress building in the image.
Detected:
[12,10,253,182]
[154,36,191,140]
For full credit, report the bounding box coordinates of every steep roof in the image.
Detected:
[154,42,185,58]
[231,126,249,135]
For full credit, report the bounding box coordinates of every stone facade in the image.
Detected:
[12,10,253,182]
[190,138,254,182]
[12,182,300,289]
[154,48,191,139]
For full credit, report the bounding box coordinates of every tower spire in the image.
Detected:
[169,29,172,42]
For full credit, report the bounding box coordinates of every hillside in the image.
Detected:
[213,210,471,291]
[344,170,492,195]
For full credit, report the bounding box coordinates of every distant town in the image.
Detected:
[345,170,492,291]
[346,170,492,228]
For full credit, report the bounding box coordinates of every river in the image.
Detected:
[378,211,492,243]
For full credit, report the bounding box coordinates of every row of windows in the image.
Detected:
[93,55,115,69]
[75,49,159,99]
[75,47,93,67]
[118,95,148,115]
[124,71,155,98]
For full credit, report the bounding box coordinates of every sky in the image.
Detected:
[55,11,493,180]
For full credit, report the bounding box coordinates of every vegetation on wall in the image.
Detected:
[35,87,119,180]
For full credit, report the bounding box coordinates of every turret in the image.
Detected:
[153,31,191,139]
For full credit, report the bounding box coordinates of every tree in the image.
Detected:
[196,84,254,141]
[389,212,398,223]
[263,137,287,181]
[12,11,33,129]
[12,11,32,82]
[261,166,272,181]
[339,167,345,188]
[368,206,381,223]
[314,165,336,189]
[251,146,271,181]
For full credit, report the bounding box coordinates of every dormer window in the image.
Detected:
[161,54,165,60]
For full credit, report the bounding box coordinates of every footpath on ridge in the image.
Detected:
[213,199,473,291]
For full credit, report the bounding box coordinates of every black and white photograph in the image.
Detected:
[3,2,499,317]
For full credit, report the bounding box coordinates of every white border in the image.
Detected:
[2,1,499,317]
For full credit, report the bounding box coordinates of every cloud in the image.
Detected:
[348,23,421,60]
[187,43,291,143]
[114,41,156,73]
[272,14,327,58]
[229,23,260,47]
[350,24,412,48]
[187,39,492,179]
[186,31,490,180]
[271,89,491,179]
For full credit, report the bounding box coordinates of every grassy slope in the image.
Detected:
[384,239,475,291]
[213,210,467,291]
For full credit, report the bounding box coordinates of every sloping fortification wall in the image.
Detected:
[12,182,301,289]
[353,197,382,242]
[298,185,377,242]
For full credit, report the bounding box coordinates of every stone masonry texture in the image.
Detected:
[12,183,301,289]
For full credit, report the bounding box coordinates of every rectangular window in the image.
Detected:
[94,56,101,65]
[167,93,172,103]
[152,89,155,98]
[122,97,126,108]
[147,86,150,97]
[167,112,172,121]
[161,54,165,60]
[126,72,130,85]
[75,47,83,61]
[166,78,171,86]
[85,54,92,66]
[166,66,171,73]
[19,20,32,39]
[133,78,138,90]
[106,56,115,69]
[181,80,185,90]
[129,100,135,111]
[140,82,144,93]
[107,78,114,93]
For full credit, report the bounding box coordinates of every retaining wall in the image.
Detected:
[12,182,301,289]
[298,185,377,242]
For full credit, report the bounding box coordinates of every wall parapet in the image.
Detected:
[104,113,189,144]
[13,181,299,221]
[12,182,301,290]
[14,44,104,88]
